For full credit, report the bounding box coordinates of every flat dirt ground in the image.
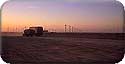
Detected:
[1,36,125,64]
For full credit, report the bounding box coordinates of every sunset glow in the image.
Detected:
[1,0,124,33]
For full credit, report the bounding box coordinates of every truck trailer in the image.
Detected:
[23,27,43,37]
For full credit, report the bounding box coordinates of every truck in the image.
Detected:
[23,27,43,37]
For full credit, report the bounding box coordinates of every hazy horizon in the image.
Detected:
[1,0,124,33]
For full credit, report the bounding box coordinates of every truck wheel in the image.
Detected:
[23,34,25,36]
[30,35,33,37]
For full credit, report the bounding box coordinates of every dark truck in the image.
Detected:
[23,27,43,37]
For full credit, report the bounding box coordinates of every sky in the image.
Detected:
[1,0,124,33]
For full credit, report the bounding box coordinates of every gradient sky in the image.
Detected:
[1,0,124,33]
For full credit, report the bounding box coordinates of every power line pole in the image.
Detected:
[72,26,73,32]
[16,27,17,32]
[69,25,71,32]
[7,26,9,32]
[64,24,67,32]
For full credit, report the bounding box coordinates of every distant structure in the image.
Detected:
[64,24,82,33]
[69,25,71,32]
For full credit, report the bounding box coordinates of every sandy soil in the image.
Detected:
[1,36,125,64]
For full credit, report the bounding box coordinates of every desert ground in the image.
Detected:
[1,33,125,64]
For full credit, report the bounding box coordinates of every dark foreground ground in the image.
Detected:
[1,33,125,64]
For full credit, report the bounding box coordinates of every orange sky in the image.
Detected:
[1,0,124,33]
